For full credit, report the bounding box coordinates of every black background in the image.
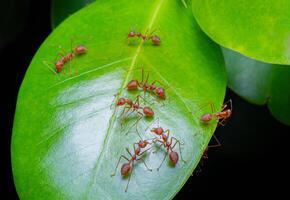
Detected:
[1,0,289,199]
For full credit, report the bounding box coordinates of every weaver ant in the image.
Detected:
[126,68,166,100]
[111,139,153,192]
[127,29,161,45]
[146,118,186,170]
[111,94,155,133]
[54,44,87,73]
[201,99,233,126]
[195,135,221,174]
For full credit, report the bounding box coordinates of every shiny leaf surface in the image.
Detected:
[12,0,226,199]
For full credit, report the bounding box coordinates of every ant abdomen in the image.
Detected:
[143,107,154,117]
[74,45,87,55]
[121,163,131,176]
[151,35,161,45]
[169,151,179,165]
[201,113,212,122]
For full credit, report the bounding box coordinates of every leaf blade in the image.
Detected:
[12,0,227,199]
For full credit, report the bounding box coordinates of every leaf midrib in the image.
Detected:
[85,0,166,196]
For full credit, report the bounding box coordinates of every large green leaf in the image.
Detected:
[192,0,290,65]
[223,47,290,125]
[12,0,226,199]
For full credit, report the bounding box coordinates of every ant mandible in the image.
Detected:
[146,118,186,170]
[111,139,153,192]
[126,68,166,100]
[201,99,233,126]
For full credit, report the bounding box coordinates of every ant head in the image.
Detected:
[155,87,166,99]
[201,113,212,122]
[127,80,139,90]
[151,127,163,135]
[143,107,154,117]
[139,140,149,148]
[55,61,64,73]
[74,45,87,55]
[121,163,131,176]
[117,98,126,106]
[169,151,179,165]
[151,35,161,45]
[128,31,136,38]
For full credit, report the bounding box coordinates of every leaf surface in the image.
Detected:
[192,0,290,65]
[223,47,290,125]
[12,0,226,199]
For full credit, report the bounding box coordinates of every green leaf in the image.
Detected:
[51,0,95,28]
[12,0,226,199]
[223,47,290,125]
[192,0,290,65]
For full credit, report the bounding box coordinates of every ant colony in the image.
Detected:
[43,29,233,193]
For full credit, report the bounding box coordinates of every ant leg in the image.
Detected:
[110,93,120,110]
[125,162,133,193]
[171,137,186,163]
[217,117,229,127]
[147,28,157,39]
[144,117,160,131]
[126,147,134,158]
[208,135,221,148]
[111,155,130,176]
[125,113,143,135]
[157,149,169,171]
[136,157,152,171]
[222,99,233,112]
[152,140,164,154]
[164,129,170,139]
[42,60,59,76]
[134,123,143,140]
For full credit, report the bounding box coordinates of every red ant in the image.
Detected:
[112,94,155,133]
[126,68,166,100]
[127,30,161,45]
[201,99,233,126]
[114,94,154,118]
[111,139,153,192]
[146,118,186,170]
[54,44,87,73]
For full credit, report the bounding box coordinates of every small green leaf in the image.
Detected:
[223,47,290,125]
[12,0,226,199]
[192,0,290,65]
